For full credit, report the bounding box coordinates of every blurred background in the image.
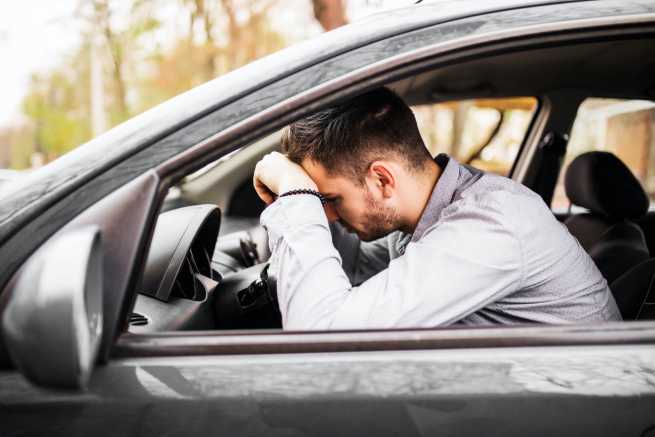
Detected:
[0,0,349,169]
[1,0,653,211]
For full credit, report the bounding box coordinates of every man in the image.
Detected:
[253,87,621,330]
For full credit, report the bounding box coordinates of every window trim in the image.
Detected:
[114,321,655,358]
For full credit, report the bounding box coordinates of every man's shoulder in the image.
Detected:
[425,171,555,243]
[454,172,541,212]
[415,163,551,241]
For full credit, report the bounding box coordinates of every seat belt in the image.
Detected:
[532,132,568,206]
[636,271,655,320]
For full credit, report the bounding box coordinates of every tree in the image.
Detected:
[79,0,160,123]
[21,67,92,162]
[140,0,286,108]
[91,0,129,120]
[12,0,292,166]
[185,0,219,80]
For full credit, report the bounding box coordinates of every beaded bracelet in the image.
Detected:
[278,189,327,205]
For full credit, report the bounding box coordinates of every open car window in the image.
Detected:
[413,97,538,176]
[131,97,540,333]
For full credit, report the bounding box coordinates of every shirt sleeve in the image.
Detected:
[261,194,524,330]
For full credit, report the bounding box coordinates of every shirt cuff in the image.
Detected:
[260,194,328,250]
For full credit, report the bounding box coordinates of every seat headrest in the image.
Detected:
[564,151,649,219]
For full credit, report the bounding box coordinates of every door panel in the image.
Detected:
[1,345,654,436]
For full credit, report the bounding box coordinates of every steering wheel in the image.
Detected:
[213,262,281,329]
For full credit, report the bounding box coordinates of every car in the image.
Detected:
[1,0,655,435]
[0,169,23,195]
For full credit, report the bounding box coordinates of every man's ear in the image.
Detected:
[368,161,395,198]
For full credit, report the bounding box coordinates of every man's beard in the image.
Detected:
[357,188,401,242]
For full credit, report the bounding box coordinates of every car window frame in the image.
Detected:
[102,16,655,359]
[113,321,655,359]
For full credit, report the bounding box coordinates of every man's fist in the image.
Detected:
[253,152,318,204]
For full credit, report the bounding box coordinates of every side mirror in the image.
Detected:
[2,227,103,390]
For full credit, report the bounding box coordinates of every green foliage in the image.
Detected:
[21,68,92,160]
[9,133,34,170]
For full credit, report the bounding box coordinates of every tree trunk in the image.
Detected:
[93,0,129,119]
[311,0,347,31]
[220,0,240,71]
[195,0,216,79]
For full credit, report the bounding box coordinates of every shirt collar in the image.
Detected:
[411,153,460,242]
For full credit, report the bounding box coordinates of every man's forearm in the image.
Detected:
[261,195,354,329]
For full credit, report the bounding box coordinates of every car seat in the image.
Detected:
[609,258,655,320]
[564,151,650,284]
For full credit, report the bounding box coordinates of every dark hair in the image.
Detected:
[281,87,431,182]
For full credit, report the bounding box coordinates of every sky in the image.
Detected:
[0,0,81,126]
[0,0,419,128]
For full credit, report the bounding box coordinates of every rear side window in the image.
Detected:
[552,98,655,211]
[413,97,538,176]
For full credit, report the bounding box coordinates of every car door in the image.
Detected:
[2,2,655,436]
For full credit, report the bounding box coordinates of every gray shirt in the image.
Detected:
[261,155,622,329]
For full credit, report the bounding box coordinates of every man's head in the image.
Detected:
[281,87,436,241]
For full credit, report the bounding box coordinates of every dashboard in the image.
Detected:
[129,205,280,333]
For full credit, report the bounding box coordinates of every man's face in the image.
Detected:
[301,158,400,241]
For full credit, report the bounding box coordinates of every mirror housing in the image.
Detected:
[2,227,103,390]
[140,205,220,301]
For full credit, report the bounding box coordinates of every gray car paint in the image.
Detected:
[1,346,654,436]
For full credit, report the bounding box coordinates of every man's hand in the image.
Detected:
[253,152,318,204]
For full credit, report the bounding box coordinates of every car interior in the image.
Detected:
[127,34,655,334]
